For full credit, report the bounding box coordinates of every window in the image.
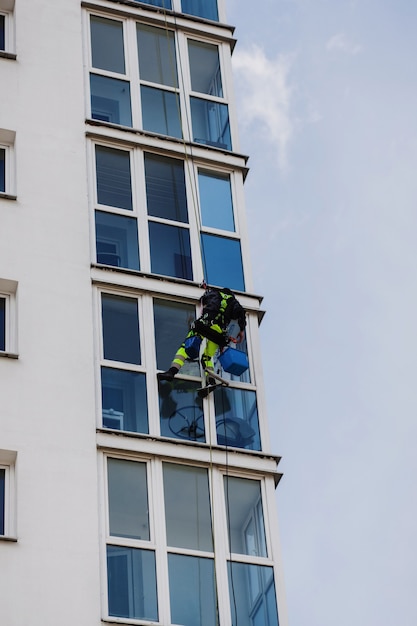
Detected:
[86,13,232,148]
[134,0,172,8]
[0,450,16,539]
[224,476,267,557]
[228,563,279,626]
[214,387,261,451]
[0,0,15,55]
[100,292,148,434]
[201,232,244,291]
[182,0,218,21]
[199,170,234,231]
[0,279,17,356]
[0,15,4,51]
[0,129,15,197]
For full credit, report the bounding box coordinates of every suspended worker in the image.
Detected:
[157,283,246,386]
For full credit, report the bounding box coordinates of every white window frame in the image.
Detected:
[0,449,17,540]
[0,129,16,198]
[0,278,18,357]
[0,0,15,56]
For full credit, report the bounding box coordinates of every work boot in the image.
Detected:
[157,367,178,382]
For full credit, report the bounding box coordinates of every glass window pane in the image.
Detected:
[163,464,212,550]
[159,379,203,440]
[189,40,222,97]
[145,154,188,222]
[0,297,5,351]
[102,294,141,365]
[201,233,244,291]
[101,367,148,434]
[90,16,125,74]
[95,211,140,271]
[215,321,250,384]
[141,86,182,138]
[168,554,217,626]
[228,563,279,626]
[107,546,157,621]
[0,15,5,52]
[214,387,261,451]
[90,74,132,126]
[137,24,177,88]
[224,476,267,557]
[0,468,5,535]
[153,299,195,370]
[0,148,5,193]
[149,222,192,280]
[182,0,218,21]
[199,170,234,231]
[96,146,132,210]
[191,97,231,150]
[108,458,149,540]
[134,0,172,6]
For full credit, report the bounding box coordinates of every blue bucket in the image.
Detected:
[218,347,249,375]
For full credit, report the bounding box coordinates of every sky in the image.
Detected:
[226,1,417,625]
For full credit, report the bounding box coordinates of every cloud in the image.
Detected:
[232,45,294,171]
[326,33,362,55]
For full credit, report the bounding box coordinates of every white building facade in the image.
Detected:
[0,1,288,625]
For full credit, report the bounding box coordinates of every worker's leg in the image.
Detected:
[201,324,223,384]
[157,331,201,381]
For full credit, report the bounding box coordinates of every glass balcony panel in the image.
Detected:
[153,299,195,371]
[198,170,234,231]
[145,153,188,222]
[90,74,132,126]
[137,23,177,88]
[101,367,148,434]
[224,476,267,557]
[90,16,125,74]
[214,387,261,451]
[102,294,141,365]
[182,0,218,21]
[201,233,244,291]
[108,458,149,540]
[228,563,279,626]
[163,463,213,551]
[191,97,231,150]
[149,221,192,280]
[95,211,140,271]
[168,554,217,626]
[141,86,182,138]
[96,146,132,210]
[159,379,203,440]
[189,40,222,97]
[107,546,157,621]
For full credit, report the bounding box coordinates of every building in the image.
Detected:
[0,0,288,624]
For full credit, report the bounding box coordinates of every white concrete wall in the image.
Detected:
[0,1,102,623]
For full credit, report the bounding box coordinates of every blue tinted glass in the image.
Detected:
[137,24,177,88]
[149,222,192,280]
[199,170,234,231]
[191,97,231,150]
[107,546,157,621]
[0,468,5,535]
[134,0,172,7]
[90,74,132,126]
[141,86,182,139]
[189,41,222,97]
[154,299,195,370]
[169,554,217,626]
[96,146,132,210]
[214,387,261,451]
[0,148,5,193]
[145,154,188,222]
[0,16,4,52]
[95,211,140,270]
[0,297,5,351]
[91,16,125,74]
[159,379,203,441]
[182,0,218,21]
[201,234,244,291]
[102,294,141,364]
[228,563,279,626]
[101,367,148,434]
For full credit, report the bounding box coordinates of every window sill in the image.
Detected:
[0,351,18,359]
[0,51,17,61]
[0,192,17,201]
[0,535,18,542]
